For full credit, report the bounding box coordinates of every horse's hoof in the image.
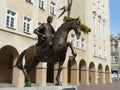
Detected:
[55,82,62,86]
[24,82,31,87]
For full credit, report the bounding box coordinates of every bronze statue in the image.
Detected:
[16,17,81,87]
[34,16,55,58]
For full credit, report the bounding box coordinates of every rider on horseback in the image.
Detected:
[34,15,55,58]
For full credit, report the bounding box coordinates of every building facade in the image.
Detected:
[0,0,111,87]
[111,34,120,80]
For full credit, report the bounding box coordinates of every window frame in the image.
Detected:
[26,0,34,4]
[39,0,46,10]
[50,1,56,15]
[23,16,32,34]
[6,8,17,30]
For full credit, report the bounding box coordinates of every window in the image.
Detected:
[114,57,118,63]
[98,16,102,38]
[93,45,97,55]
[26,0,34,4]
[76,39,79,48]
[23,16,32,34]
[92,11,97,36]
[6,9,17,29]
[102,19,106,40]
[39,0,46,10]
[70,34,75,47]
[50,2,56,15]
[93,16,97,36]
[102,5,105,13]
[98,0,101,9]
[103,49,106,58]
[99,47,102,56]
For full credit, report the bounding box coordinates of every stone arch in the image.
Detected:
[0,45,19,83]
[89,62,96,84]
[79,59,87,84]
[67,60,77,84]
[105,65,110,83]
[98,64,104,83]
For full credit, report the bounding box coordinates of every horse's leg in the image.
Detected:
[55,61,64,85]
[22,68,31,87]
[68,42,77,60]
[26,58,40,74]
[22,59,40,87]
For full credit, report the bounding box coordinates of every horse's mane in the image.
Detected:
[57,16,76,31]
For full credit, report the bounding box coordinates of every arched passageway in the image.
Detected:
[79,60,87,84]
[98,64,104,83]
[105,65,110,83]
[68,60,77,85]
[89,62,96,84]
[0,45,19,83]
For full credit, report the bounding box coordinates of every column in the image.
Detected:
[81,69,88,85]
[62,67,68,85]
[36,62,47,86]
[71,68,79,85]
[90,71,97,84]
[12,67,25,87]
[99,72,104,83]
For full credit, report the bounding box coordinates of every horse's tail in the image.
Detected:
[16,49,27,70]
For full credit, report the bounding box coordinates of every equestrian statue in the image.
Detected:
[16,16,81,86]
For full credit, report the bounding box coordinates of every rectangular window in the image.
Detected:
[99,47,102,57]
[98,0,101,9]
[102,5,105,13]
[39,0,46,10]
[26,0,34,4]
[23,16,32,34]
[102,22,106,41]
[93,45,97,55]
[79,38,85,50]
[103,49,106,58]
[6,9,17,29]
[50,2,56,15]
[114,57,118,63]
[98,20,102,38]
[93,17,96,36]
[70,34,76,47]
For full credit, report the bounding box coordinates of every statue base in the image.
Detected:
[0,84,77,90]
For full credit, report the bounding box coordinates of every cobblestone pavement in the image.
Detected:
[78,82,120,90]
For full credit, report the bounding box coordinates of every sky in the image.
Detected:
[110,0,120,36]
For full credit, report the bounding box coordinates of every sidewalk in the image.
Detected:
[78,82,120,90]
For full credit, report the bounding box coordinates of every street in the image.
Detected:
[78,82,120,90]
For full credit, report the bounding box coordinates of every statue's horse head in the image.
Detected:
[64,17,81,39]
[71,17,81,39]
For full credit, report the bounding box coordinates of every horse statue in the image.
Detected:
[16,17,81,87]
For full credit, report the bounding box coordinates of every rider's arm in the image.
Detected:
[34,24,45,36]
[52,26,55,35]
